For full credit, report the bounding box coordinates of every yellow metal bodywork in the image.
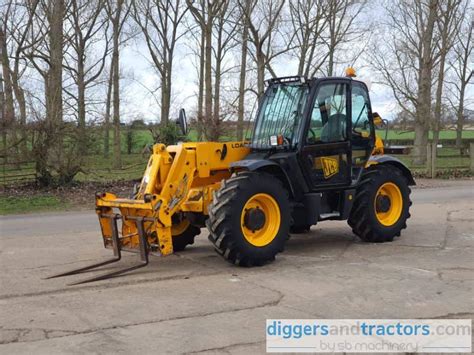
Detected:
[96,142,250,256]
[364,134,385,169]
[372,134,384,156]
[95,115,390,257]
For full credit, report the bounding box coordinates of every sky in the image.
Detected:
[120,44,401,124]
[116,2,473,125]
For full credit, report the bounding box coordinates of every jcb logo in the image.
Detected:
[321,157,339,179]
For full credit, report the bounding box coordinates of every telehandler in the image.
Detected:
[50,70,414,284]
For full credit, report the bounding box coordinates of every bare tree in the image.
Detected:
[64,0,110,154]
[325,0,366,76]
[103,61,114,156]
[24,0,70,184]
[106,0,131,169]
[288,0,328,77]
[24,0,66,125]
[431,0,465,146]
[208,0,240,140]
[412,0,437,165]
[132,0,187,126]
[0,45,5,156]
[48,0,66,126]
[182,0,205,140]
[447,8,473,148]
[187,0,227,139]
[241,0,286,97]
[0,63,4,153]
[237,0,250,140]
[196,6,205,140]
[3,1,39,157]
[0,10,16,154]
[373,0,439,165]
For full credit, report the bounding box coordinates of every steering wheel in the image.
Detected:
[308,128,317,143]
[352,103,367,137]
[352,129,363,138]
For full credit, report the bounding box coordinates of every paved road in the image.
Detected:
[1,182,473,354]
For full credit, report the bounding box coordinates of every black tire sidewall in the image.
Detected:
[227,173,290,261]
[366,168,410,237]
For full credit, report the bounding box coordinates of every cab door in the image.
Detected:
[350,81,375,171]
[300,80,352,189]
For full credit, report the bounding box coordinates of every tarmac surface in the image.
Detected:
[1,180,473,354]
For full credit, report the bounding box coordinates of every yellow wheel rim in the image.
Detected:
[172,219,190,236]
[240,193,281,247]
[374,182,403,226]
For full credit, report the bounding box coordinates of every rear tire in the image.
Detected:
[207,172,291,266]
[348,165,411,242]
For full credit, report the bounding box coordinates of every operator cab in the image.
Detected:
[215,69,413,263]
[247,74,375,192]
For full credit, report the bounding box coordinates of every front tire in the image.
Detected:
[207,172,291,266]
[348,165,411,242]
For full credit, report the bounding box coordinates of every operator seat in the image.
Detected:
[321,113,346,142]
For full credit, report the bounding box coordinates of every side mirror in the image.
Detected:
[373,112,383,127]
[177,108,188,135]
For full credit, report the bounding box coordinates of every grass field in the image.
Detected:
[375,128,474,140]
[1,129,472,188]
[0,195,69,215]
[75,154,149,182]
[397,147,470,170]
[127,128,474,149]
[1,129,472,214]
[1,147,469,188]
[0,153,149,185]
[19,127,472,155]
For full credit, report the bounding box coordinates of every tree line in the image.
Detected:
[0,0,472,185]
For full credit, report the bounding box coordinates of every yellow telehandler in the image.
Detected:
[49,72,414,284]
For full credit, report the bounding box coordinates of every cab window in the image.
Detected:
[306,83,348,144]
[352,83,371,136]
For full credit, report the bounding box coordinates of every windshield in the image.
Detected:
[251,83,309,149]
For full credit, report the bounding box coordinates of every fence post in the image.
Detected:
[426,143,432,178]
[431,142,436,178]
[470,142,474,174]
